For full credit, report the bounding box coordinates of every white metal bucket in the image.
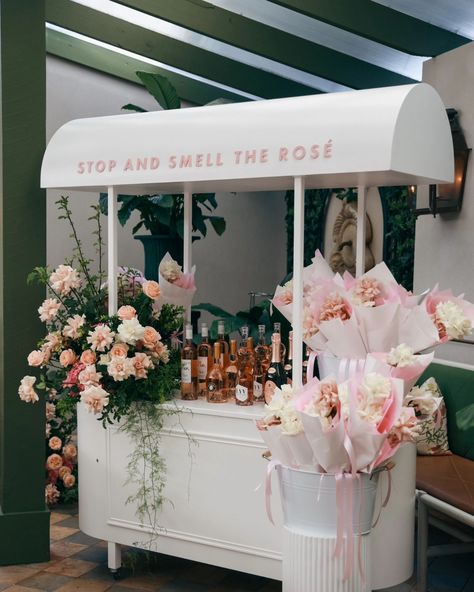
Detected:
[317,352,366,382]
[278,466,378,536]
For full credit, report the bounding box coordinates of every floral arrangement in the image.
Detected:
[19,197,184,504]
[158,252,196,309]
[273,251,474,358]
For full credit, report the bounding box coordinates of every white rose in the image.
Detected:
[386,343,416,368]
[117,318,145,345]
[436,301,472,340]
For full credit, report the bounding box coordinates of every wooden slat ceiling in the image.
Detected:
[45,0,473,105]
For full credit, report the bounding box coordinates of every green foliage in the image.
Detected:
[101,72,226,242]
[379,186,416,291]
[285,189,330,273]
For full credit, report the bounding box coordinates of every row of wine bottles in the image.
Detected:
[181,321,296,405]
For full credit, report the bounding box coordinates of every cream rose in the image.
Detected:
[386,343,416,368]
[142,280,161,299]
[117,305,137,321]
[59,349,77,367]
[27,349,45,367]
[117,318,145,345]
[18,376,38,403]
[48,436,62,451]
[80,349,96,365]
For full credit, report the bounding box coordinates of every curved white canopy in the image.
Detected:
[41,83,453,193]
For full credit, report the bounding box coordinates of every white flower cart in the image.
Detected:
[41,83,453,589]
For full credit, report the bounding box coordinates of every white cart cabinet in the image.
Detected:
[77,401,283,579]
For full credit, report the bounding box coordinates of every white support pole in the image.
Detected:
[356,185,367,277]
[107,186,118,316]
[292,177,305,390]
[183,190,192,323]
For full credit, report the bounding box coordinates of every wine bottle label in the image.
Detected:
[235,385,249,402]
[181,359,192,383]
[253,380,263,400]
[198,356,209,380]
[207,381,216,392]
[264,380,277,403]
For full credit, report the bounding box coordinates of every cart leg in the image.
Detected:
[108,541,122,575]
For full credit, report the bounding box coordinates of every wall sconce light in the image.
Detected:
[410,108,471,217]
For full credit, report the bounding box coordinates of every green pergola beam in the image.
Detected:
[46,27,254,105]
[267,0,471,57]
[45,0,319,100]
[113,0,416,89]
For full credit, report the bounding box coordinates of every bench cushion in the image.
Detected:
[418,363,474,460]
[416,455,474,515]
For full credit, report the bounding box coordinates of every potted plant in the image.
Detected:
[100,72,226,280]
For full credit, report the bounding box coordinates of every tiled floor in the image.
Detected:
[0,506,472,591]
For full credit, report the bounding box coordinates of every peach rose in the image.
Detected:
[80,385,109,414]
[48,436,62,451]
[49,264,81,295]
[80,349,96,365]
[131,352,153,379]
[59,349,77,367]
[63,443,77,460]
[46,453,63,471]
[110,343,129,358]
[142,280,161,299]
[27,349,45,367]
[142,326,160,349]
[59,466,72,480]
[117,305,137,320]
[63,314,86,339]
[87,324,115,352]
[78,364,102,387]
[63,473,76,488]
[38,298,61,322]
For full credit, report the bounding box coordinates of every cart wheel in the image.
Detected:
[110,568,121,580]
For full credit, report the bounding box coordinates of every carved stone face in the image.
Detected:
[329,200,374,275]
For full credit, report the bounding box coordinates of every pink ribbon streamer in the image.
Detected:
[265,460,281,525]
[307,351,318,383]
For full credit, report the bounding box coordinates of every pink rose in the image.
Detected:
[87,324,115,352]
[46,453,63,471]
[38,298,61,322]
[142,326,160,349]
[59,349,77,367]
[80,349,96,365]
[80,385,109,414]
[49,264,81,295]
[142,280,161,299]
[45,483,60,505]
[78,364,102,387]
[48,436,62,451]
[117,305,137,321]
[27,349,45,367]
[110,343,129,358]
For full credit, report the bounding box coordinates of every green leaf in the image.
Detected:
[136,71,180,110]
[122,103,148,113]
[118,206,132,227]
[150,194,174,208]
[208,216,226,235]
[132,221,144,234]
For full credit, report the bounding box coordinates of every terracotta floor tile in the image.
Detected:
[53,579,113,592]
[50,513,68,525]
[0,566,41,586]
[50,541,88,559]
[49,526,79,542]
[17,571,73,591]
[115,573,169,591]
[44,558,98,578]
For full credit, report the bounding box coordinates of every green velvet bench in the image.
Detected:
[415,359,474,592]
